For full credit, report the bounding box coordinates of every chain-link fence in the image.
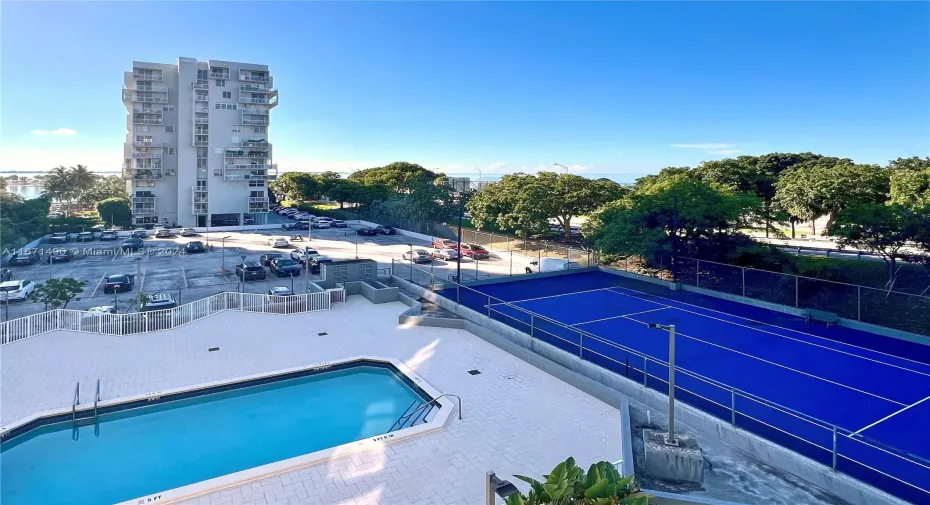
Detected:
[659,256,930,336]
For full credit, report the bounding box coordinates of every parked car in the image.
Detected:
[184,241,206,254]
[47,248,75,263]
[155,228,173,238]
[268,237,290,248]
[99,231,119,241]
[294,221,310,230]
[307,255,333,274]
[47,212,64,219]
[281,223,297,231]
[290,247,319,262]
[374,225,396,235]
[331,220,347,228]
[356,227,378,236]
[8,251,40,266]
[131,229,147,239]
[269,258,301,277]
[48,232,71,243]
[311,220,331,229]
[142,292,178,312]
[432,238,458,249]
[103,274,135,293]
[236,261,267,281]
[459,244,490,259]
[83,305,117,317]
[526,258,581,274]
[259,253,284,266]
[75,232,95,242]
[431,248,459,261]
[0,268,11,282]
[121,238,144,251]
[268,286,294,296]
[243,216,255,225]
[279,208,298,215]
[402,249,432,263]
[0,280,36,303]
[180,228,197,237]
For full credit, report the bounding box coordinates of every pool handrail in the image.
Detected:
[71,381,80,426]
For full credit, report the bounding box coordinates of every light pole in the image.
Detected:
[455,179,465,292]
[408,243,414,282]
[475,167,482,191]
[134,256,143,310]
[554,162,570,173]
[648,323,678,445]
[221,235,232,273]
[238,254,246,292]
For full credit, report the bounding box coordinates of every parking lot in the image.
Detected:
[1,223,534,320]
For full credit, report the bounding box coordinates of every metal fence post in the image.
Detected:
[696,260,700,287]
[509,250,513,276]
[643,360,648,386]
[857,286,861,321]
[731,388,737,425]
[530,314,535,337]
[487,296,492,317]
[832,425,838,470]
[578,331,584,358]
[795,276,800,308]
[741,268,746,298]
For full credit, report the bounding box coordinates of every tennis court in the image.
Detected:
[444,270,930,504]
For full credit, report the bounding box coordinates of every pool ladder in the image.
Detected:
[388,394,462,433]
[71,379,100,429]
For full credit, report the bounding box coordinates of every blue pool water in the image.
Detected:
[1,365,426,505]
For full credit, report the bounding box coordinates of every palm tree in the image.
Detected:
[0,177,7,193]
[70,164,96,206]
[39,165,73,205]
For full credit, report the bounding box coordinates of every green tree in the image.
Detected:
[349,162,442,193]
[467,172,626,238]
[504,457,649,505]
[324,179,362,208]
[0,194,50,249]
[39,165,74,206]
[586,176,757,260]
[314,171,344,199]
[83,175,128,205]
[826,204,924,286]
[70,164,96,203]
[632,166,694,192]
[774,159,889,233]
[32,278,87,310]
[269,172,320,201]
[96,198,133,228]
[888,157,930,210]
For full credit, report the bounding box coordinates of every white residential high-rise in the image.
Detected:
[123,58,278,228]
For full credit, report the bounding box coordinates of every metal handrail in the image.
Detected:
[388,393,463,433]
[71,382,80,425]
[93,379,100,425]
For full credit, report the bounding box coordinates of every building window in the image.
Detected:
[165,125,174,133]
[138,126,149,133]
[197,69,208,81]
[252,126,267,134]
[214,102,238,110]
[216,79,225,87]
[232,125,241,133]
[163,106,175,112]
[222,91,231,99]
[197,159,208,168]
[165,148,175,155]
[136,135,153,143]
[249,180,265,187]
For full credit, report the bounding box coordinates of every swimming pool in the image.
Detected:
[1,357,450,505]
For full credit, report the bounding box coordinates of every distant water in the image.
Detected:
[2,171,118,200]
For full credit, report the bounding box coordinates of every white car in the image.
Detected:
[311,220,331,229]
[290,247,319,262]
[180,228,197,237]
[526,258,581,274]
[268,237,290,248]
[0,280,36,302]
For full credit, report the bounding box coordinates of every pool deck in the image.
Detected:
[1,297,624,505]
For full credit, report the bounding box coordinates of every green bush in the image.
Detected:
[504,457,649,505]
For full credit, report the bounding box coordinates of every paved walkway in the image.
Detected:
[1,297,623,505]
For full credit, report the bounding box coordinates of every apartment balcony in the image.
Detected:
[129,83,168,93]
[194,140,209,147]
[132,107,163,115]
[133,141,163,148]
[131,150,163,158]
[192,187,209,215]
[192,81,209,90]
[194,94,209,102]
[131,195,157,215]
[210,71,230,79]
[133,71,163,81]
[194,117,210,125]
[242,140,271,148]
[240,108,269,116]
[123,167,164,181]
[239,73,272,83]
[239,84,275,93]
[223,164,277,181]
[238,95,278,107]
[241,119,269,126]
[122,91,168,104]
[225,163,273,170]
[226,149,270,159]
[133,117,164,125]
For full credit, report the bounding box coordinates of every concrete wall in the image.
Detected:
[392,276,908,505]
[358,280,399,304]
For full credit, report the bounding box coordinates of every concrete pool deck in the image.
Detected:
[1,296,623,505]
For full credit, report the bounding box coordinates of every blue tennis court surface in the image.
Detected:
[442,270,930,504]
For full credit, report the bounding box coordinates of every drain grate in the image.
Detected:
[467,369,481,375]
[317,332,328,336]
[208,347,219,352]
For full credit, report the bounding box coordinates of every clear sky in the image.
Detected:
[2,1,928,182]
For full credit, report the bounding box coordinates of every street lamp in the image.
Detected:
[554,162,570,173]
[475,166,482,190]
[238,254,246,292]
[133,256,143,310]
[647,323,679,445]
[407,243,414,282]
[221,235,232,273]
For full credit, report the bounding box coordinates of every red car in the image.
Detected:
[432,238,458,249]
[459,244,490,259]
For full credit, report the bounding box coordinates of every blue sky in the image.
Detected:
[2,1,928,181]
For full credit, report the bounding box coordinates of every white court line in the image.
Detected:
[854,395,930,435]
[487,286,618,306]
[620,313,908,407]
[605,287,930,377]
[571,307,670,327]
[90,273,108,298]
